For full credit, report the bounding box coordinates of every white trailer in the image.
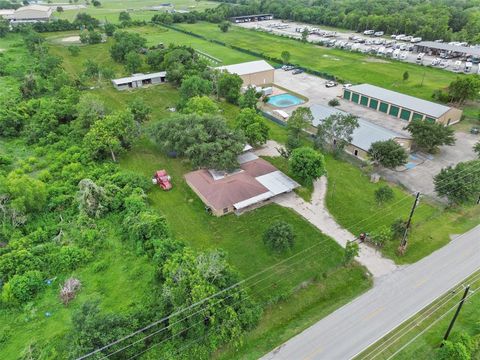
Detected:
[416,53,425,64]
[453,60,462,71]
[363,29,375,35]
[392,49,401,59]
[411,37,422,43]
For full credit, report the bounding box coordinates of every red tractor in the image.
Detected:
[152,170,172,191]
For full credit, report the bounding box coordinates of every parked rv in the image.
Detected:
[453,60,462,71]
[395,34,406,40]
[416,53,425,64]
[363,30,375,35]
[430,58,440,66]
[399,52,408,60]
[374,31,384,36]
[392,49,401,59]
[411,37,422,43]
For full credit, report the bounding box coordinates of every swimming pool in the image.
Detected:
[267,93,305,108]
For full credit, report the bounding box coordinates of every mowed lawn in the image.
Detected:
[120,138,371,359]
[53,0,217,23]
[175,23,474,101]
[324,156,480,264]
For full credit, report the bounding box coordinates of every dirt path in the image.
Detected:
[256,141,398,279]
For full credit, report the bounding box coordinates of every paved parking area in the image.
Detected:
[239,20,480,74]
[272,69,478,196]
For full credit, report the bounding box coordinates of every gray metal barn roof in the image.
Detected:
[112,72,166,85]
[416,41,480,57]
[347,84,451,118]
[310,104,408,151]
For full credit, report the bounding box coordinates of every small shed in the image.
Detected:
[111,72,167,91]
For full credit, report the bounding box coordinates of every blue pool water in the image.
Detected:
[268,93,304,108]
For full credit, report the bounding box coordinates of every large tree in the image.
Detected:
[447,76,480,104]
[216,71,243,104]
[289,147,326,185]
[235,108,269,147]
[125,51,143,73]
[406,120,455,153]
[179,75,213,103]
[150,114,245,171]
[110,31,146,63]
[369,140,408,168]
[434,160,480,204]
[84,110,138,162]
[315,113,359,155]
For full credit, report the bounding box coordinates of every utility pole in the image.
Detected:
[440,285,471,347]
[400,192,420,250]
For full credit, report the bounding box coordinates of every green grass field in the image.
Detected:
[174,23,477,102]
[52,0,217,23]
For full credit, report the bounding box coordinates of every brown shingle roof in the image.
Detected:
[185,167,269,211]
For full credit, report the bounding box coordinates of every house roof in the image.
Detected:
[112,72,166,85]
[216,60,274,76]
[310,104,408,152]
[185,157,298,212]
[416,41,480,57]
[347,84,452,118]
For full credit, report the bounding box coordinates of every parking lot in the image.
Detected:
[272,69,479,195]
[238,20,480,74]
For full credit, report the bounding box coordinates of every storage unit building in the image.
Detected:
[216,60,275,86]
[111,72,166,90]
[343,84,462,125]
[310,104,412,160]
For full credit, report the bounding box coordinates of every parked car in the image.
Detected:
[292,68,304,75]
[325,81,338,88]
[343,83,352,88]
[374,31,384,37]
[152,170,172,191]
[282,65,295,71]
[363,30,375,36]
[471,127,479,135]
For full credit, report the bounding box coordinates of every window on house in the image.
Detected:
[223,208,229,214]
[354,149,359,156]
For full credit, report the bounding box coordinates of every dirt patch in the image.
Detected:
[61,36,81,44]
[364,57,390,64]
[0,48,5,52]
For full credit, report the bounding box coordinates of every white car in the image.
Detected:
[325,81,338,88]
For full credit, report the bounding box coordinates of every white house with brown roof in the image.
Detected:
[184,153,298,216]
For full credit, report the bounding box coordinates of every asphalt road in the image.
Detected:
[261,225,480,360]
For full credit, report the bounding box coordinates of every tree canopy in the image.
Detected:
[406,120,455,153]
[235,108,269,147]
[315,113,359,155]
[369,140,408,168]
[150,114,245,171]
[434,160,480,204]
[289,147,326,185]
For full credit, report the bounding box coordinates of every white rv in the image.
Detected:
[453,60,462,71]
[363,29,375,35]
[399,52,408,60]
[411,37,422,43]
[374,31,384,37]
[392,49,401,59]
[416,53,425,64]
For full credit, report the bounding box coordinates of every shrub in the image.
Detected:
[2,270,43,304]
[60,277,82,305]
[375,185,394,204]
[263,221,295,253]
[328,98,340,106]
[344,240,359,265]
[391,219,408,239]
[369,226,391,247]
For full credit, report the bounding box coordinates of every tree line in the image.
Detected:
[210,0,480,43]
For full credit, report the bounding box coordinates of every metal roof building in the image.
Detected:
[414,41,480,58]
[230,14,274,23]
[216,60,275,86]
[6,5,52,23]
[112,72,166,90]
[310,104,412,159]
[343,84,462,125]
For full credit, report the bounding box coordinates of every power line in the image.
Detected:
[80,162,480,359]
[99,235,339,359]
